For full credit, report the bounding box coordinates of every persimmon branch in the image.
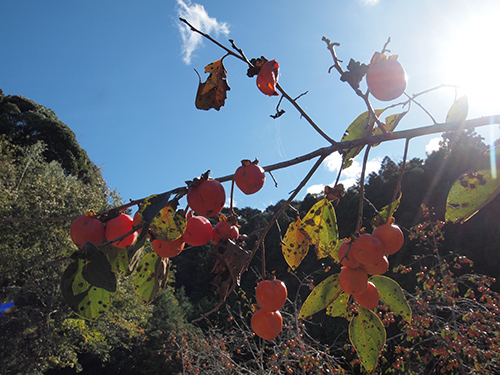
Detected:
[2,114,499,223]
[180,17,336,145]
[275,83,337,144]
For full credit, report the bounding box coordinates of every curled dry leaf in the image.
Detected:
[195,57,230,111]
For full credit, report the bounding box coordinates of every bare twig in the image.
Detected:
[393,138,411,201]
[322,36,388,134]
[356,145,372,232]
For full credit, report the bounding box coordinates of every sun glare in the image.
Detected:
[441,12,500,115]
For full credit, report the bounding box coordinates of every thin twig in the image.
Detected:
[179,18,246,64]
[356,145,372,232]
[275,83,336,144]
[322,36,388,134]
[393,138,410,202]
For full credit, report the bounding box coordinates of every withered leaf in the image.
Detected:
[195,57,230,111]
[210,240,250,302]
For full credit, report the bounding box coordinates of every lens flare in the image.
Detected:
[0,302,14,318]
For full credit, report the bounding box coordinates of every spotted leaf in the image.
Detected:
[134,252,169,305]
[282,217,310,271]
[371,275,411,323]
[349,306,386,373]
[298,198,339,260]
[299,273,342,319]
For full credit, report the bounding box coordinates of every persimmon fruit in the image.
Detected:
[182,215,213,246]
[255,279,288,312]
[234,160,266,195]
[152,237,185,258]
[339,266,368,295]
[251,309,283,340]
[105,213,138,249]
[70,215,105,249]
[354,281,379,310]
[350,233,384,266]
[338,240,360,268]
[373,223,404,255]
[257,60,279,96]
[212,220,239,243]
[187,179,225,217]
[363,255,389,275]
[366,56,407,101]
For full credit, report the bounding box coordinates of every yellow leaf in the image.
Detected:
[282,217,309,271]
[298,198,339,260]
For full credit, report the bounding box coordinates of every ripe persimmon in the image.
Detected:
[339,266,368,295]
[234,160,266,195]
[350,233,384,266]
[373,223,404,255]
[182,215,213,246]
[70,215,105,248]
[363,255,389,275]
[187,179,225,217]
[255,279,287,312]
[354,281,379,310]
[257,60,279,96]
[212,220,239,243]
[152,237,185,258]
[366,54,407,101]
[251,309,283,340]
[105,213,138,249]
[338,240,360,268]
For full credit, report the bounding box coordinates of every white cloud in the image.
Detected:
[361,0,380,5]
[306,183,325,196]
[426,137,442,154]
[306,155,382,195]
[324,152,343,172]
[176,0,230,65]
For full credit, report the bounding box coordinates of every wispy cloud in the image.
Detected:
[361,0,380,5]
[306,153,382,195]
[176,0,229,65]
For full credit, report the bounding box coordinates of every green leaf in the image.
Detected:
[446,96,468,123]
[340,109,385,169]
[299,273,342,319]
[371,275,411,323]
[349,307,386,373]
[371,192,402,228]
[446,168,500,223]
[326,292,349,318]
[298,198,339,260]
[372,110,409,146]
[78,243,117,293]
[61,259,115,321]
[134,252,170,305]
[103,244,130,275]
[282,217,310,271]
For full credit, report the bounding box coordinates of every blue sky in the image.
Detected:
[2,0,500,211]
